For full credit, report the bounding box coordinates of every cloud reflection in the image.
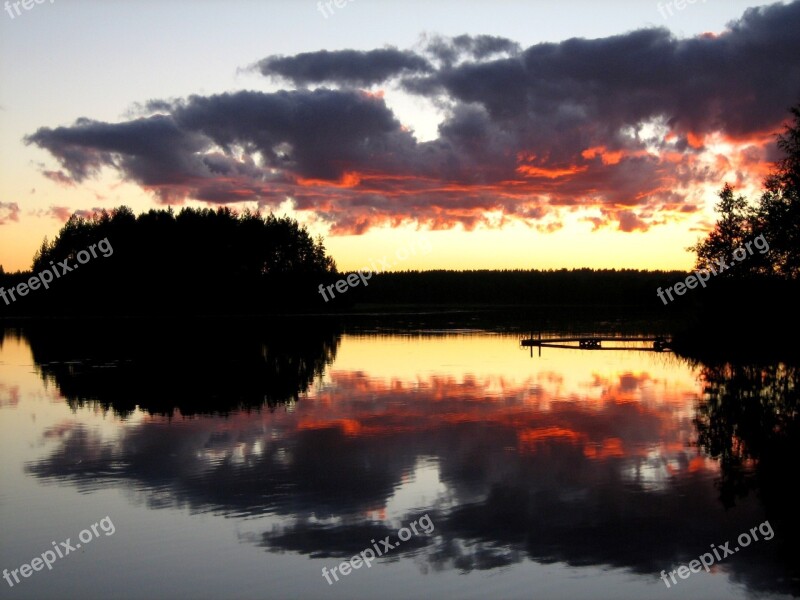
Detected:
[21,332,796,596]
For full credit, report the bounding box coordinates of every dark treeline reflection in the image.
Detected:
[17,328,798,597]
[18,318,340,415]
[693,359,800,588]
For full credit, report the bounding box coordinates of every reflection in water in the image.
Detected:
[19,319,340,415]
[693,360,800,591]
[3,326,798,598]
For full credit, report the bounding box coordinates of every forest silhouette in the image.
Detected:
[1,206,336,315]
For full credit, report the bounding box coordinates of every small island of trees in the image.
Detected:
[1,207,337,316]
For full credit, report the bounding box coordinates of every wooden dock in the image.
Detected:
[520,335,672,356]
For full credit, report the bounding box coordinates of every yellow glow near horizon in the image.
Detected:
[323,333,701,398]
[2,209,704,274]
[325,218,701,274]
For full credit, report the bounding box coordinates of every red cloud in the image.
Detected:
[42,170,76,187]
[0,202,20,225]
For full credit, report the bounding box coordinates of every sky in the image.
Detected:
[1,0,799,273]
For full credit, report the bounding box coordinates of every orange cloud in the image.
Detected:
[581,146,625,166]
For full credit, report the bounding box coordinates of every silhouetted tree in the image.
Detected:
[690,183,756,276]
[753,104,800,278]
[691,102,800,278]
[19,205,337,316]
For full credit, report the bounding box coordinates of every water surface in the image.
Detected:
[0,324,796,599]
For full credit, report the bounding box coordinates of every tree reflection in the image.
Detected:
[693,359,799,586]
[20,318,341,416]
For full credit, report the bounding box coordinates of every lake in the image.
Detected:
[0,321,797,599]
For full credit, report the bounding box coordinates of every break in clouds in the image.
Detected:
[25,1,800,234]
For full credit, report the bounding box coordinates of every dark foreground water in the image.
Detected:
[0,322,797,600]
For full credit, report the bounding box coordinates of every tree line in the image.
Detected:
[1,206,337,315]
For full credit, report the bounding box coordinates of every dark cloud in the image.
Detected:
[256,48,432,86]
[421,34,521,66]
[26,89,416,206]
[410,3,800,138]
[25,114,207,186]
[24,1,800,233]
[170,89,413,179]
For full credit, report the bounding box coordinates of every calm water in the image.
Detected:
[0,322,797,600]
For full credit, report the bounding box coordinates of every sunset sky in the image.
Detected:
[2,0,799,273]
